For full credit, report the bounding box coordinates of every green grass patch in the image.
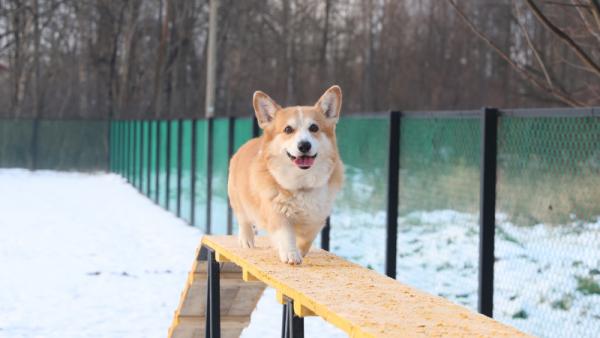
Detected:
[576,276,600,295]
[551,293,573,311]
[512,309,529,319]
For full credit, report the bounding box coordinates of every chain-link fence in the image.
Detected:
[494,114,600,337]
[396,116,481,311]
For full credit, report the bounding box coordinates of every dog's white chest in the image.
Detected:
[279,186,332,224]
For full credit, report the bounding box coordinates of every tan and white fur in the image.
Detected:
[227,86,344,265]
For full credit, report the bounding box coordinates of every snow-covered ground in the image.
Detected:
[1,169,598,338]
[0,170,343,338]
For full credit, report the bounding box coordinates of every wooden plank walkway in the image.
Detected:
[170,235,531,338]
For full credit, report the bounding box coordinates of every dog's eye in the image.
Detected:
[309,124,319,132]
[284,126,294,134]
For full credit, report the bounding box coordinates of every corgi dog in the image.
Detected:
[227,86,344,265]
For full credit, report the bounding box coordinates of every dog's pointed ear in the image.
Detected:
[315,85,342,122]
[253,91,281,128]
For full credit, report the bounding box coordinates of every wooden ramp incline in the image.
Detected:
[169,235,532,338]
[168,243,266,338]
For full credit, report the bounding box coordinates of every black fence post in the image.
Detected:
[133,120,139,186]
[226,116,235,235]
[139,120,145,191]
[130,120,135,183]
[155,121,161,203]
[191,119,197,226]
[132,120,135,183]
[177,119,183,217]
[385,111,401,279]
[106,117,112,173]
[132,121,136,185]
[252,117,260,138]
[117,121,122,175]
[478,107,498,317]
[321,217,330,251]
[147,121,152,196]
[114,121,118,174]
[125,121,129,181]
[108,120,112,172]
[166,120,172,210]
[206,117,214,234]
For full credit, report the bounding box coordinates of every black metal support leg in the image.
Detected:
[281,302,288,338]
[281,300,304,338]
[205,247,220,338]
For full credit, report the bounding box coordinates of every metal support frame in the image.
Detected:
[281,299,304,338]
[205,247,221,338]
[478,107,498,317]
[226,116,235,234]
[190,119,197,226]
[321,217,330,251]
[177,119,183,217]
[206,117,214,234]
[385,111,401,278]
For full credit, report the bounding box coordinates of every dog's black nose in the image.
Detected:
[297,141,311,154]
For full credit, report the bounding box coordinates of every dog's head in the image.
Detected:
[253,85,342,189]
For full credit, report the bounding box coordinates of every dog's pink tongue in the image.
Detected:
[294,156,315,168]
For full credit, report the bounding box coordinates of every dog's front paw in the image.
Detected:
[278,247,303,265]
[238,230,255,249]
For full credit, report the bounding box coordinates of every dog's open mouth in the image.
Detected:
[287,152,317,170]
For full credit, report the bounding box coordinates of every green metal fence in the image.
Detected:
[0,119,108,170]
[107,109,599,338]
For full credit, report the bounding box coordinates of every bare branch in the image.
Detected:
[572,0,600,44]
[525,0,600,78]
[590,0,600,29]
[513,0,554,88]
[447,0,585,106]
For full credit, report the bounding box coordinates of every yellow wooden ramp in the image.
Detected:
[169,235,531,338]
[168,242,266,338]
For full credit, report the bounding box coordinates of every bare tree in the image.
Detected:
[447,0,600,107]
